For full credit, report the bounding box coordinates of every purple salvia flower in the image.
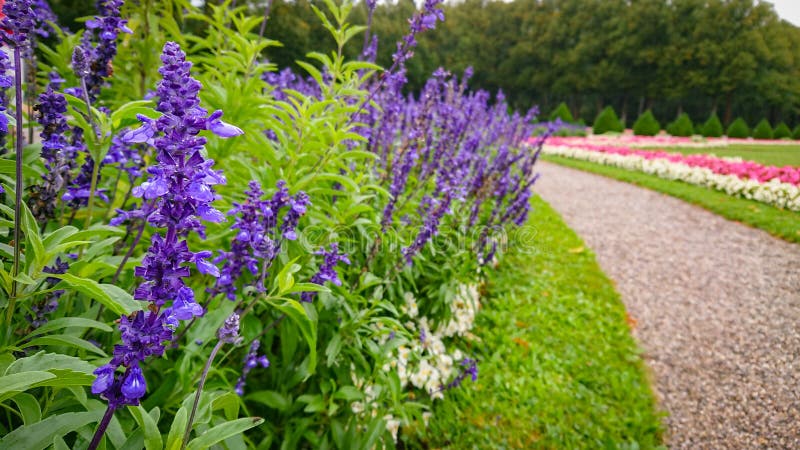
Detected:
[234,339,270,396]
[442,358,478,391]
[93,42,241,409]
[29,82,73,221]
[213,180,307,300]
[218,313,243,345]
[31,0,59,38]
[24,258,69,328]
[1,0,35,46]
[300,243,350,303]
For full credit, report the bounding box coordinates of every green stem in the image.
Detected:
[181,340,224,450]
[8,45,25,331]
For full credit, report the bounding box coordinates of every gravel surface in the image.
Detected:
[534,161,800,449]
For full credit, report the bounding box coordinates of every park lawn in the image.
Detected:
[653,143,800,167]
[542,155,800,244]
[415,196,664,449]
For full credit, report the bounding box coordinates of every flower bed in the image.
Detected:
[559,134,800,149]
[542,139,800,211]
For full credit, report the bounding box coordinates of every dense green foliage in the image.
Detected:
[753,119,774,139]
[793,125,800,140]
[633,110,661,136]
[593,106,624,134]
[666,113,695,137]
[421,196,664,448]
[550,102,575,123]
[49,0,800,127]
[544,156,800,244]
[773,122,792,139]
[727,117,751,138]
[0,1,564,448]
[701,113,724,137]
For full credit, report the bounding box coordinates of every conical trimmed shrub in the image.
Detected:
[632,110,661,136]
[752,119,773,139]
[773,122,791,139]
[793,125,800,140]
[593,106,624,134]
[726,117,750,138]
[700,113,724,137]
[549,102,574,123]
[665,113,694,137]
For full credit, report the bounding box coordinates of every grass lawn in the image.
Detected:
[542,155,800,244]
[417,196,664,449]
[652,143,800,167]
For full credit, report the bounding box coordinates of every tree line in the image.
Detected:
[50,0,800,128]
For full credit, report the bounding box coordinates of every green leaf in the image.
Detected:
[51,273,140,315]
[268,298,317,377]
[0,371,56,397]
[276,259,301,295]
[24,317,112,340]
[23,335,107,357]
[5,351,97,376]
[247,390,291,412]
[333,386,363,402]
[186,417,265,450]
[165,406,188,450]
[110,100,157,129]
[0,410,103,450]
[0,159,39,178]
[128,405,163,450]
[284,282,330,295]
[11,393,41,425]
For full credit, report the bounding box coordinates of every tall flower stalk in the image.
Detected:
[2,0,35,329]
[87,41,242,449]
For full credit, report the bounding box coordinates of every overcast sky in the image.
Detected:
[767,0,800,25]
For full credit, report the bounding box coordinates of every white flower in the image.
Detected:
[384,415,401,442]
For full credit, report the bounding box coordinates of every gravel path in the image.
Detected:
[534,161,800,449]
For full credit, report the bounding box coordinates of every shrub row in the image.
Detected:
[549,104,800,139]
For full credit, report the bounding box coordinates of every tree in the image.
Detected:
[633,110,661,136]
[773,122,791,139]
[593,106,624,134]
[666,113,694,136]
[700,113,724,137]
[549,102,575,122]
[752,119,774,139]
[727,117,750,138]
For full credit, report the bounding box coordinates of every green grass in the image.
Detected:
[650,143,800,167]
[542,155,800,244]
[418,196,664,449]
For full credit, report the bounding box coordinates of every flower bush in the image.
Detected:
[0,0,544,448]
[543,138,800,211]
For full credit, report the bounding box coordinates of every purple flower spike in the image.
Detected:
[218,313,243,345]
[234,339,270,396]
[301,243,350,302]
[1,0,35,46]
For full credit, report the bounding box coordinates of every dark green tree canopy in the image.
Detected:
[633,110,661,136]
[727,117,751,138]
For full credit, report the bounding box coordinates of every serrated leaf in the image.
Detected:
[0,410,103,450]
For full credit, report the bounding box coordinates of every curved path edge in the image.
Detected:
[534,161,800,449]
